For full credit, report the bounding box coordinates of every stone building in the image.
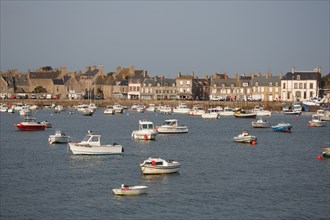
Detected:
[251,73,281,101]
[140,76,177,100]
[176,73,195,100]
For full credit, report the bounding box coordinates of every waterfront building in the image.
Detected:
[251,73,281,101]
[141,77,177,100]
[281,67,322,102]
[176,72,195,100]
[128,70,149,100]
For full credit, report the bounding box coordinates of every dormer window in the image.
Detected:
[297,75,300,80]
[275,82,278,86]
[148,83,152,87]
[143,83,147,87]
[222,84,225,88]
[164,83,168,87]
[269,82,272,86]
[255,82,258,86]
[157,83,160,87]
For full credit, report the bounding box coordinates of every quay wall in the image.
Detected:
[0,99,321,112]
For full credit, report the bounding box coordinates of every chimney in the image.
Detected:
[177,72,181,77]
[86,66,91,73]
[266,72,271,78]
[250,72,254,79]
[292,65,295,74]
[257,72,262,77]
[99,64,104,75]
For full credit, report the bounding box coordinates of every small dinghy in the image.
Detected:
[112,184,148,196]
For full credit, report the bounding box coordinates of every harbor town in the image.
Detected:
[0,65,329,111]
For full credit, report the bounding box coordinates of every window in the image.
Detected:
[299,83,303,89]
[187,81,190,85]
[297,75,300,80]
[269,82,272,86]
[157,83,160,87]
[304,83,306,89]
[269,87,272,92]
[310,83,313,89]
[275,82,278,86]
[255,82,258,86]
[180,81,183,85]
[283,83,286,89]
[294,83,298,89]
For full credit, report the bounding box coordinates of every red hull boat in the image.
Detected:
[14,117,46,131]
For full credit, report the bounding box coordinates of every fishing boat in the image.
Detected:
[251,118,271,128]
[113,103,124,113]
[219,106,235,116]
[68,131,123,155]
[253,106,272,116]
[234,110,257,118]
[233,130,257,143]
[201,108,220,119]
[188,105,205,116]
[112,184,148,196]
[272,122,292,132]
[159,105,172,114]
[156,119,188,134]
[48,130,71,144]
[82,108,94,116]
[140,157,181,174]
[146,104,156,112]
[308,114,327,127]
[173,103,190,114]
[131,120,157,140]
[14,117,45,131]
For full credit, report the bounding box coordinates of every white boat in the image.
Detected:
[188,105,205,116]
[19,107,32,117]
[113,103,124,113]
[253,106,272,116]
[112,184,148,196]
[146,104,156,112]
[234,110,257,118]
[7,107,15,113]
[41,120,52,128]
[233,130,257,143]
[68,131,123,155]
[251,118,271,128]
[54,105,64,113]
[0,104,8,112]
[308,114,327,127]
[136,105,145,113]
[48,130,71,144]
[159,105,172,114]
[173,103,190,114]
[104,106,115,115]
[140,157,181,174]
[201,109,220,119]
[156,119,188,134]
[82,108,94,116]
[219,106,235,116]
[319,110,330,121]
[75,104,90,112]
[131,120,158,140]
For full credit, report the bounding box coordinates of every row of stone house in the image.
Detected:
[0,65,327,102]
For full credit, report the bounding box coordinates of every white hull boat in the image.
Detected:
[104,106,115,115]
[156,119,188,134]
[219,107,234,116]
[308,114,327,127]
[173,103,190,114]
[251,118,271,128]
[159,105,172,114]
[48,130,70,144]
[233,130,257,143]
[68,131,123,155]
[140,157,181,175]
[112,185,148,196]
[132,120,157,140]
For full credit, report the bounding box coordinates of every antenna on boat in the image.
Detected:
[88,130,93,134]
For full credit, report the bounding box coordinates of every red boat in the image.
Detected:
[14,117,46,131]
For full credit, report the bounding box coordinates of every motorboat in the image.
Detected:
[251,118,271,128]
[54,105,64,113]
[321,146,330,158]
[219,106,235,116]
[136,105,145,113]
[82,108,94,116]
[201,109,220,119]
[283,105,302,115]
[113,103,124,114]
[234,110,257,118]
[112,184,148,196]
[146,104,156,112]
[140,157,181,174]
[104,106,115,115]
[319,110,330,121]
[19,108,32,117]
[159,105,172,114]
[308,114,327,127]
[173,103,190,114]
[131,120,157,140]
[68,131,123,155]
[233,130,257,143]
[0,104,8,112]
[292,102,303,113]
[253,106,272,116]
[14,117,45,131]
[75,104,90,112]
[156,119,188,134]
[48,130,71,144]
[188,105,205,116]
[272,122,292,132]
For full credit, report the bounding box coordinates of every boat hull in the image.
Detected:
[308,121,327,127]
[234,113,257,118]
[68,143,123,155]
[15,124,45,131]
[112,186,148,196]
[251,122,271,128]
[272,126,292,132]
[157,126,188,134]
[140,165,181,174]
[233,136,257,143]
[132,131,157,140]
[48,136,70,144]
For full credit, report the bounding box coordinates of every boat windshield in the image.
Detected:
[141,124,154,129]
[82,135,91,142]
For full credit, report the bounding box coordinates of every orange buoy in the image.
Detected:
[151,160,156,165]
[317,155,323,160]
[144,134,148,139]
[251,141,257,145]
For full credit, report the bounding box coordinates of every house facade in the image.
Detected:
[281,67,322,102]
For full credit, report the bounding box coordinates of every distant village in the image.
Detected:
[0,65,329,102]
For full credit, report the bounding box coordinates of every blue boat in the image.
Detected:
[272,122,292,132]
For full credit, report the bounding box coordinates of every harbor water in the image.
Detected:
[1,109,329,220]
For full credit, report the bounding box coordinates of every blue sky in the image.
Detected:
[1,1,329,77]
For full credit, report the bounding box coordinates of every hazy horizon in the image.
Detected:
[1,1,329,77]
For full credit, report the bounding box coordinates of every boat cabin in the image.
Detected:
[80,132,101,146]
[139,120,155,130]
[163,119,178,126]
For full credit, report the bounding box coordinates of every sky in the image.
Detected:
[1,1,329,78]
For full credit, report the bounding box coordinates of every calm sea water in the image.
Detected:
[0,109,329,220]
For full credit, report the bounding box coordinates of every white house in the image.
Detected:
[281,67,322,102]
